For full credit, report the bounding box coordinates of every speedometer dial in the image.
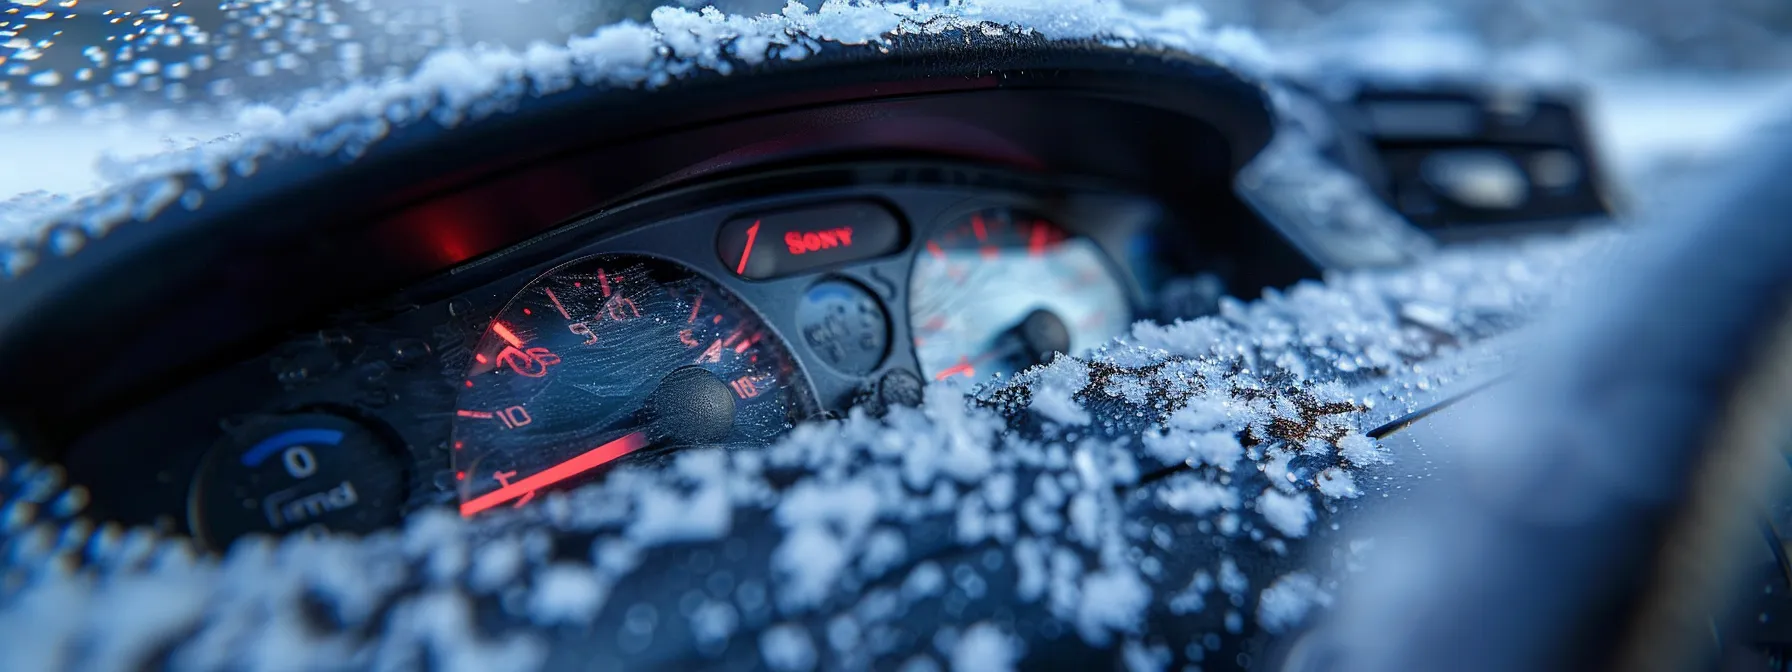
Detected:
[451,254,808,516]
[909,209,1132,381]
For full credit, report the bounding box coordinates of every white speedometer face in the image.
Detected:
[909,209,1132,382]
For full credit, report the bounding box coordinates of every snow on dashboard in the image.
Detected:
[0,225,1612,669]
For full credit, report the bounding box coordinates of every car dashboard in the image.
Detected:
[0,29,1619,554]
[0,11,1666,669]
[37,161,1304,551]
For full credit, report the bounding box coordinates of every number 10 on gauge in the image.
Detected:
[457,406,533,429]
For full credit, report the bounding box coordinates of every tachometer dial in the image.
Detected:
[909,209,1131,381]
[451,254,808,516]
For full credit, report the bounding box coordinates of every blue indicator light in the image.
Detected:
[241,428,344,467]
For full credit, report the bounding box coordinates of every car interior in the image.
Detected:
[2,3,1790,671]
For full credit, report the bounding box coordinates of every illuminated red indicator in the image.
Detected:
[523,308,532,315]
[926,241,946,260]
[730,376,762,399]
[783,227,854,255]
[464,380,474,388]
[598,269,611,297]
[733,335,756,354]
[1029,222,1049,257]
[457,410,494,419]
[688,294,705,323]
[936,357,977,381]
[475,353,489,364]
[569,322,596,345]
[456,471,466,481]
[458,432,649,516]
[498,346,561,377]
[543,287,571,319]
[491,322,524,348]
[736,220,761,275]
[972,214,988,243]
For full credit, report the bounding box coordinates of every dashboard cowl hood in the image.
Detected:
[0,5,1277,419]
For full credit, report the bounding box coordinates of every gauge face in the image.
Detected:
[189,412,407,550]
[451,254,807,516]
[909,209,1132,382]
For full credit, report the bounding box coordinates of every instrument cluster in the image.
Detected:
[53,163,1229,550]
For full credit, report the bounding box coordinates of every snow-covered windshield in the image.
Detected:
[2,0,1788,218]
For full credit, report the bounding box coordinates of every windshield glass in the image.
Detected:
[1,0,1788,228]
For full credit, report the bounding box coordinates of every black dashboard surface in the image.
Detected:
[51,162,1308,548]
[0,30,1310,550]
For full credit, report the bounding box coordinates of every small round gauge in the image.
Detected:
[188,412,407,550]
[909,209,1132,381]
[451,254,809,516]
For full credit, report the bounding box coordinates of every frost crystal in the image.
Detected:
[527,564,608,625]
[1336,433,1388,466]
[1256,489,1316,538]
[762,623,818,672]
[1158,475,1240,515]
[1077,568,1151,645]
[1256,572,1334,634]
[952,622,1021,672]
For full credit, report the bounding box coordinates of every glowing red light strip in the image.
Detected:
[456,410,494,419]
[543,288,570,319]
[1029,222,1048,257]
[935,359,977,381]
[972,214,988,243]
[688,293,705,323]
[491,322,524,348]
[458,432,648,517]
[735,221,761,275]
[598,269,611,297]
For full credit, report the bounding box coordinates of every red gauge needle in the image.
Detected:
[735,220,761,275]
[458,431,649,517]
